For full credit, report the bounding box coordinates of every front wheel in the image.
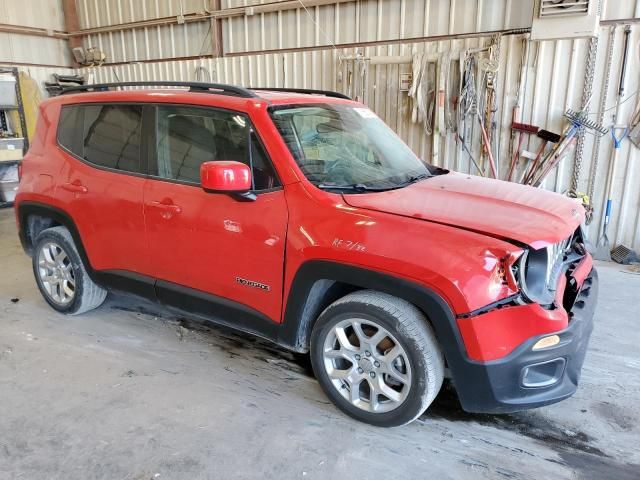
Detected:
[310,290,444,427]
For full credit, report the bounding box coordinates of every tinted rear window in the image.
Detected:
[57,105,82,154]
[57,104,143,174]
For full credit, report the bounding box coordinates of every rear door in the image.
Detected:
[143,104,288,322]
[56,103,151,277]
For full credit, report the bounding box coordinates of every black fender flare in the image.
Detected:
[278,260,471,378]
[17,201,94,271]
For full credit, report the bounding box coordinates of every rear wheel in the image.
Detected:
[33,226,107,315]
[310,290,444,427]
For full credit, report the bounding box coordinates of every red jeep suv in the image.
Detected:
[14,82,597,426]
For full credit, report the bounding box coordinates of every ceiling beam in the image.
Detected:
[61,0,83,66]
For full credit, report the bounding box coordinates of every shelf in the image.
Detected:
[0,105,19,110]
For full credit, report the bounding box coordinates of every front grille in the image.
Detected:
[546,235,574,289]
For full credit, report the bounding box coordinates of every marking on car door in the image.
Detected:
[236,277,271,291]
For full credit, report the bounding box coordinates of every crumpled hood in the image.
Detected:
[343,172,583,248]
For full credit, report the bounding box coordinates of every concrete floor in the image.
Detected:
[0,208,639,480]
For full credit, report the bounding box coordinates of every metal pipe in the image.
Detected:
[600,17,640,25]
[93,27,529,67]
[0,60,71,69]
[227,28,529,58]
[343,47,488,65]
[618,25,631,97]
[340,55,413,64]
[0,23,66,39]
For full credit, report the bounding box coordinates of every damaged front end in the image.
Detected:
[514,226,592,313]
[451,227,598,414]
[458,226,594,362]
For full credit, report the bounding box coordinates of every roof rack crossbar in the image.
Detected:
[60,81,258,98]
[251,87,351,100]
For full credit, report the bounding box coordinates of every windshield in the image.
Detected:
[270,104,439,190]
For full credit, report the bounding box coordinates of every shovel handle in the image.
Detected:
[604,199,612,226]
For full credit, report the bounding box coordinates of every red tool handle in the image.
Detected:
[507,133,525,182]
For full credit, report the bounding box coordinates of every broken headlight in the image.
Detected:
[518,237,572,306]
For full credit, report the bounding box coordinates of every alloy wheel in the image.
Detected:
[322,318,412,413]
[37,241,76,305]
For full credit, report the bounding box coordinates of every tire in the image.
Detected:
[32,226,107,315]
[310,290,444,427]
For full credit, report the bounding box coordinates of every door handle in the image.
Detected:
[61,182,88,194]
[150,201,182,215]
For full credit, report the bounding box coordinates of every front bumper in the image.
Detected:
[451,268,598,414]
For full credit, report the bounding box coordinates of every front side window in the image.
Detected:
[155,106,279,190]
[270,104,438,191]
[57,104,143,174]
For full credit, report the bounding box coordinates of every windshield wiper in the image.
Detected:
[394,173,432,188]
[315,183,391,192]
[315,172,432,193]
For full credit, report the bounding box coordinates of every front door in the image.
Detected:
[143,104,287,323]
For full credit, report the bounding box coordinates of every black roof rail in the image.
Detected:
[60,81,258,98]
[251,87,351,100]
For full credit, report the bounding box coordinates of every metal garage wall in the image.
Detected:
[72,0,640,251]
[602,0,640,20]
[75,0,213,62]
[586,22,640,252]
[74,0,638,58]
[0,0,72,67]
[75,0,535,57]
[221,0,534,53]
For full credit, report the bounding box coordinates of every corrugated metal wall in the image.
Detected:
[0,0,71,66]
[221,0,534,53]
[74,0,639,59]
[75,0,212,62]
[6,0,640,250]
[76,0,535,58]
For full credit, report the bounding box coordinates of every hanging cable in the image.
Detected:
[198,21,213,57]
[297,0,342,62]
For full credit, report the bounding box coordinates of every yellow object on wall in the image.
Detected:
[17,72,42,141]
[6,71,42,142]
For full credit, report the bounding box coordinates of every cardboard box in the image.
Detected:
[0,138,24,162]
